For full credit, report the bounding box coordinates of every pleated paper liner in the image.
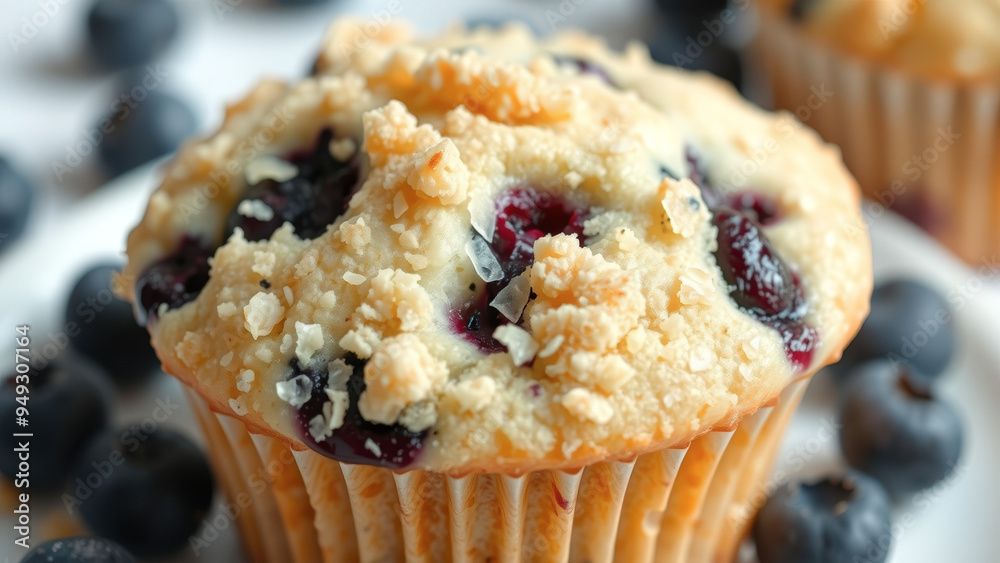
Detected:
[749,8,1000,266]
[183,377,808,563]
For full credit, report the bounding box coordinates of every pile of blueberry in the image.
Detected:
[1,264,215,561]
[752,279,964,563]
[646,0,744,91]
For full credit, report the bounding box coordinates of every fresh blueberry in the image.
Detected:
[753,471,893,563]
[652,0,729,13]
[272,0,334,5]
[712,208,816,370]
[72,426,214,557]
[86,0,179,70]
[225,129,361,242]
[789,0,819,20]
[451,187,588,353]
[0,359,111,489]
[65,263,160,384]
[292,356,428,469]
[839,360,964,498]
[98,90,198,177]
[21,537,136,563]
[838,279,955,380]
[0,156,35,252]
[647,16,744,91]
[134,235,213,326]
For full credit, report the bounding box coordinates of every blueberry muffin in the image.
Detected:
[123,19,870,563]
[751,0,1000,265]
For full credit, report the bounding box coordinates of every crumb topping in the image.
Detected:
[122,19,871,472]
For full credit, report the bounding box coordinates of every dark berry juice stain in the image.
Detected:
[134,236,213,326]
[451,187,589,352]
[887,188,945,236]
[225,128,361,242]
[712,208,816,371]
[292,356,427,469]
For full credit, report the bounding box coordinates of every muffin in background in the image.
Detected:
[751,0,1000,265]
[122,19,871,563]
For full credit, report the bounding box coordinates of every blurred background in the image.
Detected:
[1,0,998,562]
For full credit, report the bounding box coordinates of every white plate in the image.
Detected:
[1,163,998,562]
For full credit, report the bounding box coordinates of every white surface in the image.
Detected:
[2,163,999,562]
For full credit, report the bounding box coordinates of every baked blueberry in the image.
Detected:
[0,359,111,488]
[713,208,798,316]
[292,356,428,469]
[98,90,198,177]
[21,537,136,563]
[452,187,588,352]
[0,156,34,252]
[225,129,361,242]
[86,0,179,70]
[134,236,213,326]
[712,207,815,370]
[839,360,963,498]
[65,263,160,384]
[72,426,214,557]
[753,471,892,563]
[838,279,955,380]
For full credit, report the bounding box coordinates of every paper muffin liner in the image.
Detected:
[749,8,1000,265]
[183,376,808,563]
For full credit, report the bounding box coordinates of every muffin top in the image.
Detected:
[122,20,870,474]
[762,0,1000,81]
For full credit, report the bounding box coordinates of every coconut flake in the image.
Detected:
[236,199,275,222]
[245,155,298,185]
[276,374,313,407]
[327,358,353,390]
[493,325,539,366]
[323,389,349,431]
[490,272,531,322]
[393,191,409,218]
[308,414,331,442]
[364,438,382,458]
[465,236,503,283]
[469,191,496,242]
